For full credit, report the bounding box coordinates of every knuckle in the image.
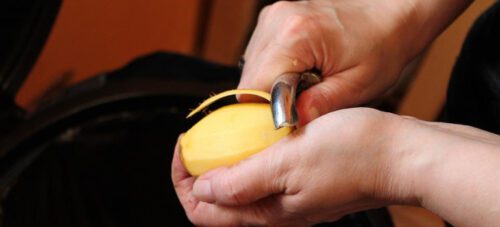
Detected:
[260,2,322,47]
[258,5,270,21]
[279,14,315,40]
[267,1,294,14]
[259,1,294,24]
[259,1,294,21]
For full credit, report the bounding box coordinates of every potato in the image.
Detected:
[180,90,293,176]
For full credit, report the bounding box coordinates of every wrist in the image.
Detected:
[354,113,421,205]
[389,118,441,206]
[361,115,437,206]
[385,0,473,64]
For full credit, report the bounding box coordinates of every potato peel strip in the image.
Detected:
[186,89,271,118]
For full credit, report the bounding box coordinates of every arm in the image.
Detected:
[239,0,472,125]
[172,108,500,226]
[398,121,500,226]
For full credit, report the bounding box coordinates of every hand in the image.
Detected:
[172,108,500,226]
[172,108,415,226]
[239,0,471,125]
[239,0,413,126]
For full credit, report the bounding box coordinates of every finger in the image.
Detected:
[192,138,295,206]
[238,43,312,102]
[186,197,278,226]
[187,201,252,226]
[171,134,190,185]
[172,140,296,226]
[238,6,322,102]
[172,135,267,225]
[171,134,197,212]
[185,194,308,226]
[296,73,362,126]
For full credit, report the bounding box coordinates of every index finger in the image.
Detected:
[238,44,310,102]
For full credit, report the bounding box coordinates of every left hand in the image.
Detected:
[173,108,500,226]
[172,108,415,226]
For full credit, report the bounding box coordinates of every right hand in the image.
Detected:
[239,0,472,126]
[239,0,416,125]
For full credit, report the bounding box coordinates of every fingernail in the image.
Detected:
[192,180,215,203]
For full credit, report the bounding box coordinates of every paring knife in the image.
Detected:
[270,71,321,129]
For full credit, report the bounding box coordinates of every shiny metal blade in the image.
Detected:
[271,73,300,129]
[271,71,321,129]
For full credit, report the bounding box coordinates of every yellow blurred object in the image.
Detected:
[180,90,292,176]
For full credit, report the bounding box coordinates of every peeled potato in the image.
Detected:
[180,90,292,176]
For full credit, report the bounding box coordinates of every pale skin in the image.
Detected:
[172,0,500,226]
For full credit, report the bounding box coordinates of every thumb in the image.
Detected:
[296,76,361,126]
[192,144,291,206]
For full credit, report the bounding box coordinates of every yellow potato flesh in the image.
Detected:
[180,103,292,176]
